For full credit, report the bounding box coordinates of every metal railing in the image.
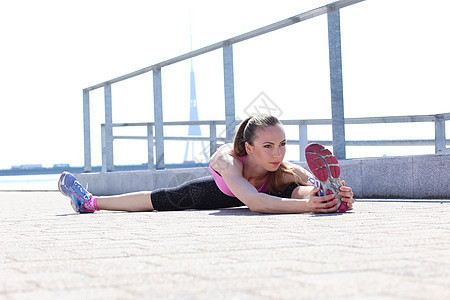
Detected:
[100,113,450,172]
[82,0,367,172]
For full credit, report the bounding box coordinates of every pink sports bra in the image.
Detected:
[209,155,270,197]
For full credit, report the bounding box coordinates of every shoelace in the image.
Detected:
[308,177,324,196]
[309,177,341,197]
[73,181,91,201]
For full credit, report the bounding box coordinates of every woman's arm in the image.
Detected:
[211,144,303,213]
[209,144,341,213]
[222,172,338,214]
[222,170,310,213]
[210,146,313,213]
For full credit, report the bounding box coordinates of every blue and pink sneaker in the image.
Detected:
[58,172,97,213]
[305,143,349,213]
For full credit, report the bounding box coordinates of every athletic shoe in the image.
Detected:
[308,177,325,197]
[305,143,348,213]
[58,172,96,213]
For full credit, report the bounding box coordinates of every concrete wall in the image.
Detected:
[336,154,449,199]
[77,154,450,199]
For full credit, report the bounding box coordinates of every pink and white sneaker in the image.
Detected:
[305,143,349,213]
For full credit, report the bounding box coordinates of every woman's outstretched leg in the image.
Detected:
[96,192,153,212]
[58,172,154,213]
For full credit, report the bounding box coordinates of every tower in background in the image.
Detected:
[183,28,208,163]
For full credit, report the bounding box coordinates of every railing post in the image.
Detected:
[299,123,308,162]
[83,89,92,172]
[101,124,106,172]
[435,114,446,154]
[210,122,217,157]
[147,124,155,170]
[153,67,165,169]
[104,84,114,171]
[223,43,236,143]
[327,4,346,160]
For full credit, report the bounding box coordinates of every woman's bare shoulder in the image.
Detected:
[209,143,241,175]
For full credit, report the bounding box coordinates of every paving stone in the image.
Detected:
[1,192,449,299]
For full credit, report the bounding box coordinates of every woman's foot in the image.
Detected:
[305,143,348,213]
[58,172,97,213]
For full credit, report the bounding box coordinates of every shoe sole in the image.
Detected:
[57,172,67,195]
[305,143,348,213]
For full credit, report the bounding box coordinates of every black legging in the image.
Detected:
[151,175,299,211]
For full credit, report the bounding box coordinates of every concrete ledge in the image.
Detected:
[77,154,450,199]
[338,154,450,199]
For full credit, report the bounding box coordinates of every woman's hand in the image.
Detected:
[339,180,355,210]
[307,186,339,213]
[307,180,355,213]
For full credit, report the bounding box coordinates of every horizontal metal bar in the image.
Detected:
[115,135,449,146]
[294,140,450,146]
[113,136,149,140]
[283,113,450,126]
[84,0,366,91]
[281,119,332,126]
[331,0,367,10]
[110,120,226,127]
[113,136,227,142]
[107,113,450,128]
[342,114,450,124]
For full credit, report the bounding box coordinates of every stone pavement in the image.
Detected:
[1,192,449,299]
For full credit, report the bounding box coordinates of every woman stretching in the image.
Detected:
[58,115,354,214]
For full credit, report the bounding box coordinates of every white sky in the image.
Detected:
[0,0,449,169]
